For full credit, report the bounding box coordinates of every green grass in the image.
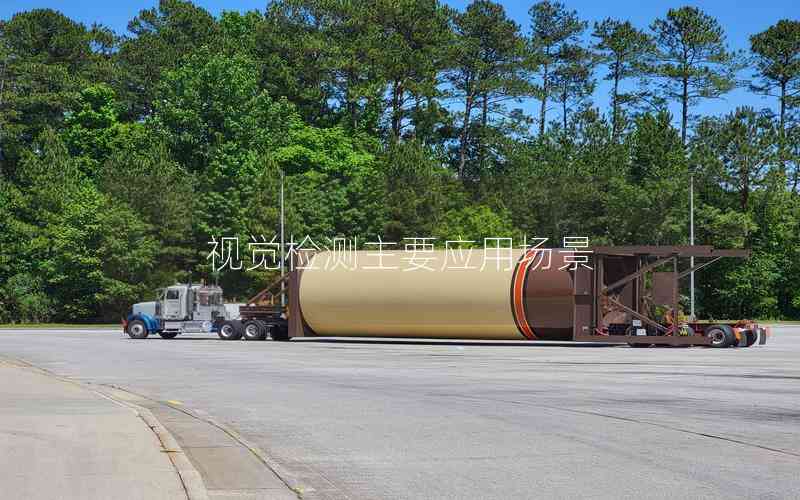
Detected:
[0,323,119,329]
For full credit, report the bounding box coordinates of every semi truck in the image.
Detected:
[123,282,288,341]
[124,245,768,348]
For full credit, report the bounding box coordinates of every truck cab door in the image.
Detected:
[163,287,183,319]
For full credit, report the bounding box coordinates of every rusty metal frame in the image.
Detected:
[575,246,749,344]
[246,274,289,305]
[677,257,721,279]
[288,266,304,337]
[576,334,713,346]
[591,245,749,258]
[607,297,668,333]
[602,255,674,294]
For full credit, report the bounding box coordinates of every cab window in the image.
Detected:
[166,289,180,300]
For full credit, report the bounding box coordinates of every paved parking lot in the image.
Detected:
[1,326,799,499]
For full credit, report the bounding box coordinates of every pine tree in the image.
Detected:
[592,18,652,138]
[528,1,585,136]
[447,0,528,178]
[552,43,595,131]
[649,6,737,145]
[750,20,800,133]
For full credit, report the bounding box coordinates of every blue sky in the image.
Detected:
[2,1,796,122]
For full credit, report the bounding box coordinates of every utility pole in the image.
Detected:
[280,168,286,308]
[689,172,695,320]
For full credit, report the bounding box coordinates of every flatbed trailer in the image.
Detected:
[232,245,768,348]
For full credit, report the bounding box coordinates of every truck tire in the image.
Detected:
[159,331,179,339]
[243,320,266,341]
[744,329,758,347]
[705,324,735,347]
[737,329,758,347]
[271,326,290,341]
[127,319,149,339]
[218,320,242,340]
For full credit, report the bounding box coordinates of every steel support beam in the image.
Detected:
[608,297,669,333]
[677,257,721,280]
[246,273,289,305]
[602,255,674,294]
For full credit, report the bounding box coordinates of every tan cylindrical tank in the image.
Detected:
[297,249,577,340]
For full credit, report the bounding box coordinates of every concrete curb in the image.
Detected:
[0,356,209,500]
[159,401,307,498]
[98,388,210,500]
[97,382,306,498]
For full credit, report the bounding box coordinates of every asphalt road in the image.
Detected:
[1,327,799,499]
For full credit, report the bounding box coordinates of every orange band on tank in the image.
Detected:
[511,249,537,340]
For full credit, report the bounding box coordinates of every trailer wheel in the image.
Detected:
[742,329,758,347]
[705,325,734,348]
[243,320,266,341]
[127,320,149,339]
[218,320,242,340]
[159,331,178,339]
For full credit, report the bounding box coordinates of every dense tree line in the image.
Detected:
[0,0,798,322]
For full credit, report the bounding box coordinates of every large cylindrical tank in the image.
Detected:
[297,249,577,340]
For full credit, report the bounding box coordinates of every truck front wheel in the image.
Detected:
[127,320,149,339]
[218,320,242,340]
